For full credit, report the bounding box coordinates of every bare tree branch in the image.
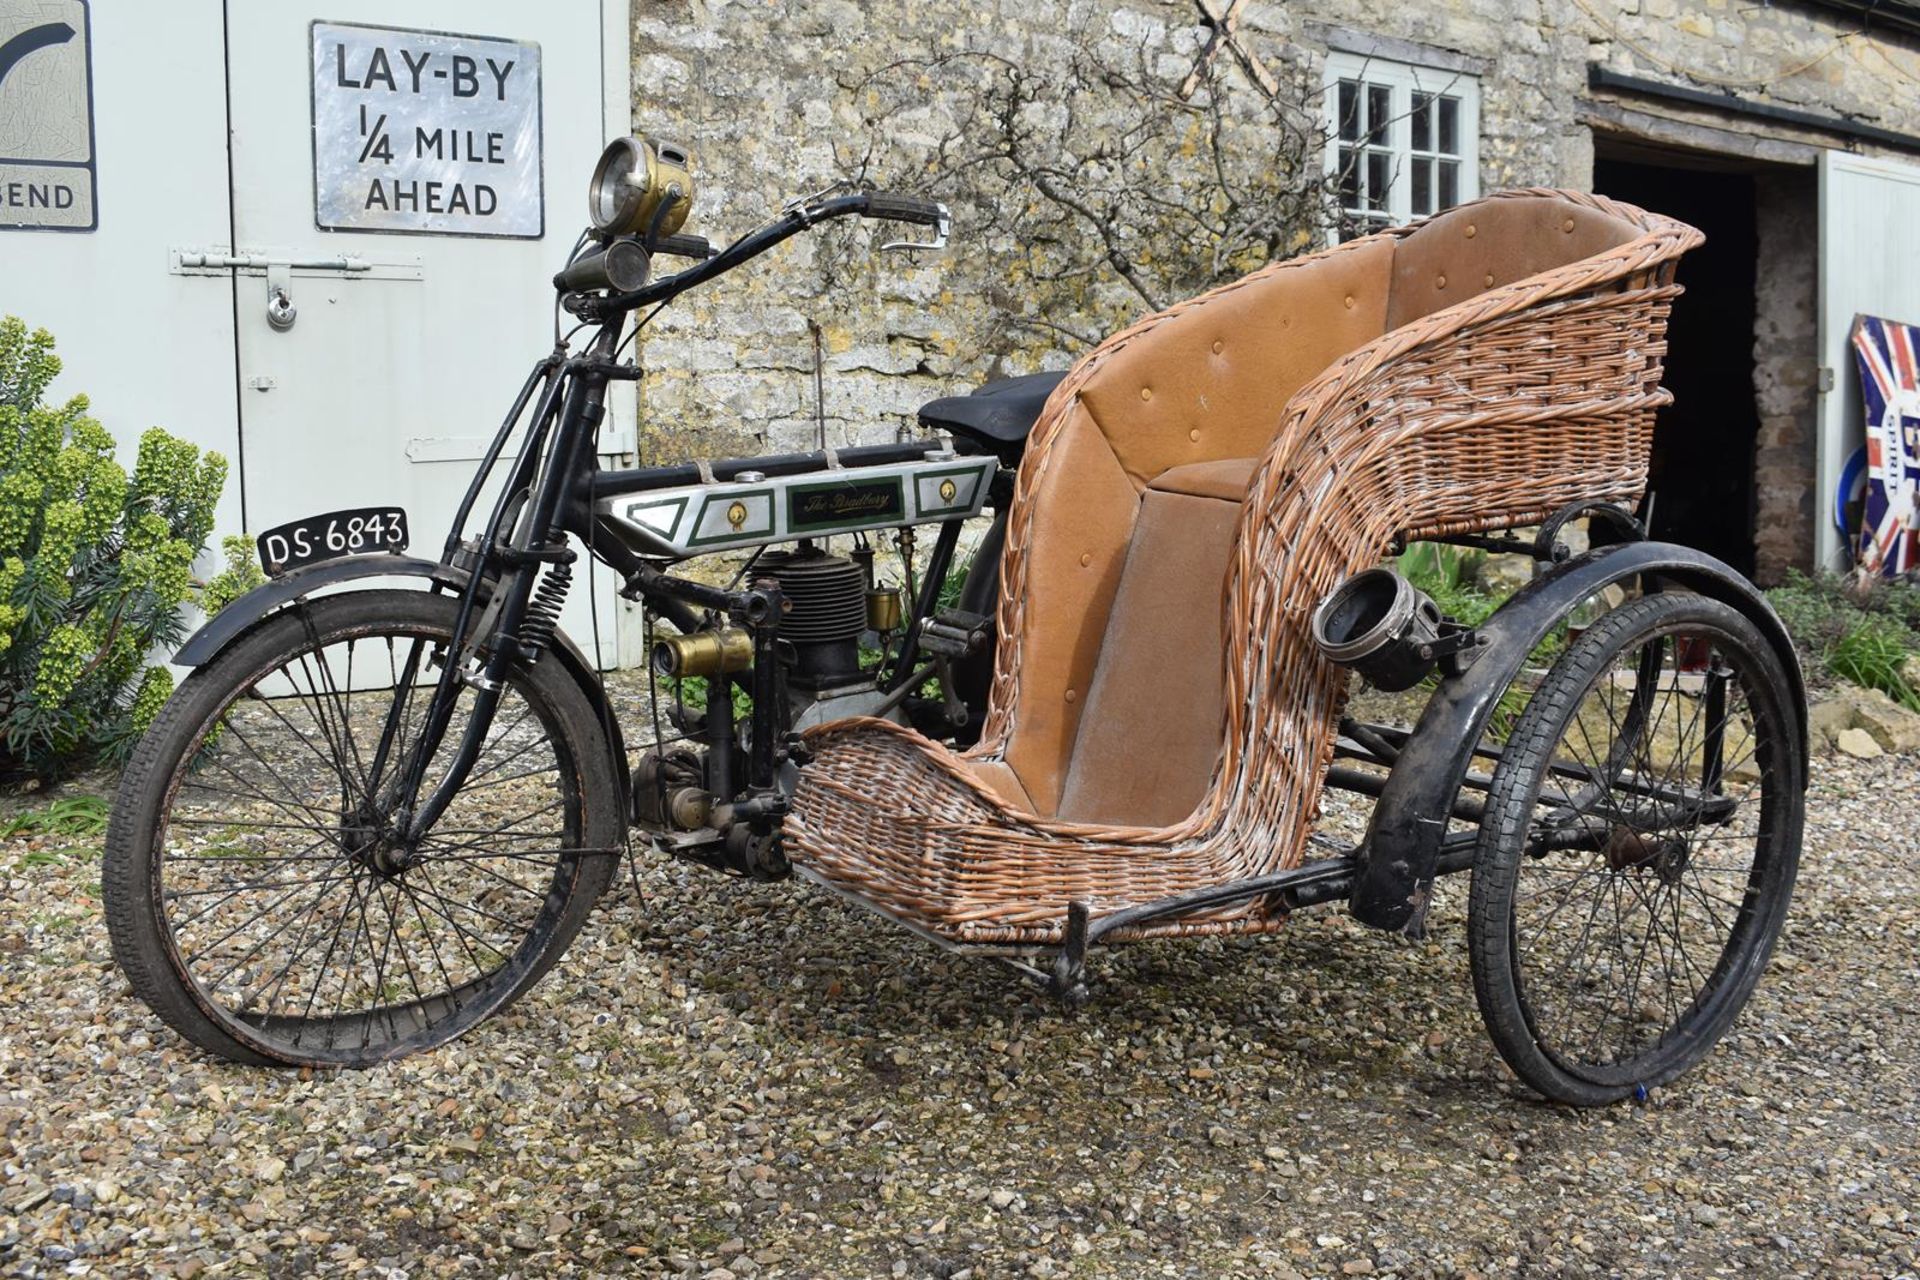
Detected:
[832,17,1339,362]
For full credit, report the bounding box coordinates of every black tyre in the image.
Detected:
[1468,592,1803,1105]
[104,590,621,1067]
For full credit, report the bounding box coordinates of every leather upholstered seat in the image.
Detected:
[788,191,1701,944]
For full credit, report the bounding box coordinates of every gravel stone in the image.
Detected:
[2,748,1916,1276]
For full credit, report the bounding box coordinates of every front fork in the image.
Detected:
[373,549,796,876]
[369,332,619,846]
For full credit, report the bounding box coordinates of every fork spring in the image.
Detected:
[519,561,573,657]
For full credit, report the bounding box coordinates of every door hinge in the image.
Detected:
[1818,365,1836,394]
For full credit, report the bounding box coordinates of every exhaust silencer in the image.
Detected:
[1311,568,1445,691]
[651,628,753,679]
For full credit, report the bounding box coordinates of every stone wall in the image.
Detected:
[627,0,1920,569]
[1752,168,1820,584]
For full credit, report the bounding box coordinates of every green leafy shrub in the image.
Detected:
[1767,569,1920,709]
[203,534,267,615]
[1397,541,1496,626]
[0,317,227,780]
[1393,541,1570,741]
[1829,615,1920,712]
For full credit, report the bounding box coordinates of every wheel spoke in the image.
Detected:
[115,596,605,1067]
[1479,603,1802,1101]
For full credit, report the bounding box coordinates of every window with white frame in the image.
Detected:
[1324,50,1481,241]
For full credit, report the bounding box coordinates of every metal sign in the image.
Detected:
[0,0,97,232]
[1850,314,1920,575]
[310,21,541,238]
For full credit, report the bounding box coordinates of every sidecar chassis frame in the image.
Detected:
[1020,528,1805,1001]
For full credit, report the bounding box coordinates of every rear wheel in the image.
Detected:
[1468,592,1803,1105]
[104,590,621,1067]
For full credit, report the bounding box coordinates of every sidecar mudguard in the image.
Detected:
[173,553,629,794]
[1349,541,1807,936]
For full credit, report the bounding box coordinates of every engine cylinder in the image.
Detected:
[756,544,868,689]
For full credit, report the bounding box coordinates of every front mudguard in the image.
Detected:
[174,553,630,798]
[1348,541,1806,935]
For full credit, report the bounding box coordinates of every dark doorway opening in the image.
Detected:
[1594,144,1760,576]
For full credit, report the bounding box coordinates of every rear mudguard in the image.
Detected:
[1349,541,1806,935]
[173,553,629,797]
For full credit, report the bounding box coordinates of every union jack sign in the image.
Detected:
[1850,314,1920,576]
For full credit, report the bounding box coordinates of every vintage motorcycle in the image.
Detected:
[104,136,1807,1107]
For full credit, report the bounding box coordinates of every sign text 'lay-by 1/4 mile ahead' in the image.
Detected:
[310,22,542,238]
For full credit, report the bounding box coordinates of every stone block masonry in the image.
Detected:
[629,1,1920,572]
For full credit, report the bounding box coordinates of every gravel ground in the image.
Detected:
[2,749,1917,1280]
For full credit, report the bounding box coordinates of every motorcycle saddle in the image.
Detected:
[917,370,1066,456]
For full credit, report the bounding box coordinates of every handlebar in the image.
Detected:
[581,190,950,315]
[861,192,945,227]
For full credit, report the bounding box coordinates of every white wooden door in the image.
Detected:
[221,3,633,663]
[1817,150,1920,571]
[0,0,243,535]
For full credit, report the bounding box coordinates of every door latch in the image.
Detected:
[170,250,393,332]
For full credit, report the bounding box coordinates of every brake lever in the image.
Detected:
[881,203,952,253]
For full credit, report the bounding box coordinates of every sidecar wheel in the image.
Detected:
[1467,593,1803,1106]
[104,590,621,1067]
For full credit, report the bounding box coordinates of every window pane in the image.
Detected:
[1439,159,1459,208]
[1367,150,1391,211]
[1439,96,1460,154]
[1338,147,1359,207]
[1412,157,1432,215]
[1411,93,1432,152]
[1338,80,1359,142]
[1367,84,1391,145]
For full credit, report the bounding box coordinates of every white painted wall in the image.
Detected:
[0,1,635,663]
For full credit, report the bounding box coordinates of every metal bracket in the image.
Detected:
[1427,621,1489,678]
[1049,902,1092,1007]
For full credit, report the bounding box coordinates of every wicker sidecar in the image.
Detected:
[790,189,1804,1105]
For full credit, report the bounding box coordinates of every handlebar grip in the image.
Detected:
[651,232,715,259]
[863,192,945,227]
[553,238,653,293]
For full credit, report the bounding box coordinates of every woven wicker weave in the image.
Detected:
[788,190,1703,946]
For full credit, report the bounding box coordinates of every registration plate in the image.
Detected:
[256,507,409,576]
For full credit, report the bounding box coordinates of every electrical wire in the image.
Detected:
[1852,33,1920,91]
[614,299,668,362]
[551,228,591,345]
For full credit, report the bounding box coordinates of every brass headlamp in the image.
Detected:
[587,135,695,238]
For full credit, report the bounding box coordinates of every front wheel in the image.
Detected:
[1468,592,1804,1105]
[104,590,622,1067]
